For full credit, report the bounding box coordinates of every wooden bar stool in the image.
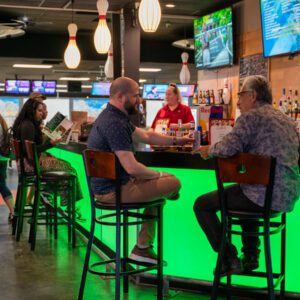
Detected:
[212,153,286,300]
[24,140,77,251]
[78,149,166,300]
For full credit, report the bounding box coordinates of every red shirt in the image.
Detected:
[151,103,195,129]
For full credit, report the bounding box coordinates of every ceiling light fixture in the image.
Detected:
[59,77,90,81]
[138,0,162,33]
[139,79,147,83]
[64,0,81,69]
[166,4,175,8]
[94,0,111,54]
[139,67,162,72]
[13,64,53,69]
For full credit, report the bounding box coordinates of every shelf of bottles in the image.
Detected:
[277,88,299,121]
[193,89,226,106]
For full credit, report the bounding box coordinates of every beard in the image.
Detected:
[124,100,138,115]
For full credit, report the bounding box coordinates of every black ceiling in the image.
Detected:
[0,0,242,83]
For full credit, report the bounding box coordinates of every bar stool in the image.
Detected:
[24,140,77,251]
[78,149,166,300]
[11,138,36,240]
[212,153,286,300]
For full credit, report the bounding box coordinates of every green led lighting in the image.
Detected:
[48,148,300,292]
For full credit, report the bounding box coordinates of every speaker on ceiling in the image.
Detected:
[67,81,82,92]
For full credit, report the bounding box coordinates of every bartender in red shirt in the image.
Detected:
[151,83,195,132]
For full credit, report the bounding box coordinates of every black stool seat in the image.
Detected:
[95,198,166,210]
[228,210,283,219]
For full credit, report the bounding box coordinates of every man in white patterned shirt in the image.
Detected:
[194,75,300,276]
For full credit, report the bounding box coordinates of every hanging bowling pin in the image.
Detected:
[179,52,190,84]
[64,23,81,69]
[104,43,114,79]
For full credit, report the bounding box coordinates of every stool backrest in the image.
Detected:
[24,140,40,177]
[83,149,121,206]
[84,149,117,180]
[12,138,27,176]
[215,153,276,215]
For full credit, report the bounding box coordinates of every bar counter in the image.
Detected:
[48,142,300,297]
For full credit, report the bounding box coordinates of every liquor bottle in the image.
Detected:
[198,90,203,105]
[205,90,211,105]
[280,88,287,114]
[288,89,293,118]
[218,89,224,104]
[210,90,215,105]
[294,90,299,120]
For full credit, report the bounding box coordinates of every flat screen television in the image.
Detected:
[142,84,168,100]
[260,0,300,57]
[194,6,234,69]
[177,84,195,97]
[91,82,111,96]
[32,80,56,95]
[5,79,30,94]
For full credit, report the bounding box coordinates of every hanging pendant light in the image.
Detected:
[64,23,81,69]
[138,0,161,33]
[104,43,114,79]
[94,0,111,54]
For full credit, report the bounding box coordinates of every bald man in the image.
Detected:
[88,77,193,264]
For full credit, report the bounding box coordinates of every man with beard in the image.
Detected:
[87,76,193,264]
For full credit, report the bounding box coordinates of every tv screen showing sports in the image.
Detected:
[32,80,56,95]
[91,82,111,96]
[260,0,300,57]
[177,84,195,97]
[194,7,233,69]
[5,80,30,94]
[142,84,168,100]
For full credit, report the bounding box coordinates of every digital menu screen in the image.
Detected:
[91,82,111,96]
[5,80,30,94]
[32,80,56,95]
[260,0,300,57]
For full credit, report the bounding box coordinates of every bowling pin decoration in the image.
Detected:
[64,23,81,69]
[223,78,231,104]
[104,43,114,79]
[179,52,190,84]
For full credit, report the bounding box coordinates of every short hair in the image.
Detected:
[243,75,272,104]
[110,77,137,98]
[168,82,182,102]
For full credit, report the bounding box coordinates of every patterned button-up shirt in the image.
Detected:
[210,103,300,212]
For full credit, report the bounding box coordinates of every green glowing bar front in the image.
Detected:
[48,147,300,293]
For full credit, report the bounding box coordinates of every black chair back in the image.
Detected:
[215,153,276,217]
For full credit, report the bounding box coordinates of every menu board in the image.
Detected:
[260,0,300,57]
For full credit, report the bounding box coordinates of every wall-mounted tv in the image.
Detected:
[142,84,168,100]
[177,84,195,97]
[5,79,30,94]
[260,0,300,58]
[32,80,56,95]
[91,82,111,96]
[194,6,234,69]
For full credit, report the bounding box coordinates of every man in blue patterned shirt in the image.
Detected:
[194,75,300,275]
